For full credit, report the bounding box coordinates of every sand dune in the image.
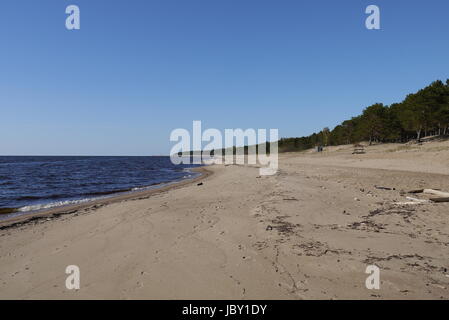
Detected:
[1,140,449,299]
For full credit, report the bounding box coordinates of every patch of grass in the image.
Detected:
[425,146,449,152]
[385,145,418,153]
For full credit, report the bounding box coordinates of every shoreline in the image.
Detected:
[0,166,212,230]
[1,141,448,299]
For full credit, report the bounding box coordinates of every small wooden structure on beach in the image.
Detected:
[352,144,365,154]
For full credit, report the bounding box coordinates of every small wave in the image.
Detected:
[15,195,49,201]
[81,188,133,197]
[131,182,163,192]
[15,194,73,201]
[17,197,102,213]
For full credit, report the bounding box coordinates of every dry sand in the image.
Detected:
[1,140,449,299]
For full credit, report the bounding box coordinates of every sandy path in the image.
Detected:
[1,143,449,299]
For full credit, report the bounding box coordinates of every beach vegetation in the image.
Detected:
[277,79,449,152]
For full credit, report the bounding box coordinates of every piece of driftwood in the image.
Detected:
[423,189,449,198]
[407,189,424,194]
[394,201,428,206]
[394,196,431,205]
[406,197,430,203]
[430,197,449,203]
[407,188,443,194]
[375,185,394,191]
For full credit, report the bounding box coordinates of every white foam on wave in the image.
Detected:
[18,197,103,213]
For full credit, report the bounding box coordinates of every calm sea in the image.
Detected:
[0,156,201,219]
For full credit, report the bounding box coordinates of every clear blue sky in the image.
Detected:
[1,0,448,155]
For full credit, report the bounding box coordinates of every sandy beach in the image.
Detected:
[1,140,449,299]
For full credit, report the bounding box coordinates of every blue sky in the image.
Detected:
[1,0,448,155]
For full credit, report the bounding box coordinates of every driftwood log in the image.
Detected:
[423,189,449,198]
[430,197,449,203]
[404,189,449,203]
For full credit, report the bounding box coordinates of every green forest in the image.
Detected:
[278,79,449,152]
[185,79,449,157]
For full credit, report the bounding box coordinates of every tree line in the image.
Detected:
[278,79,449,152]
